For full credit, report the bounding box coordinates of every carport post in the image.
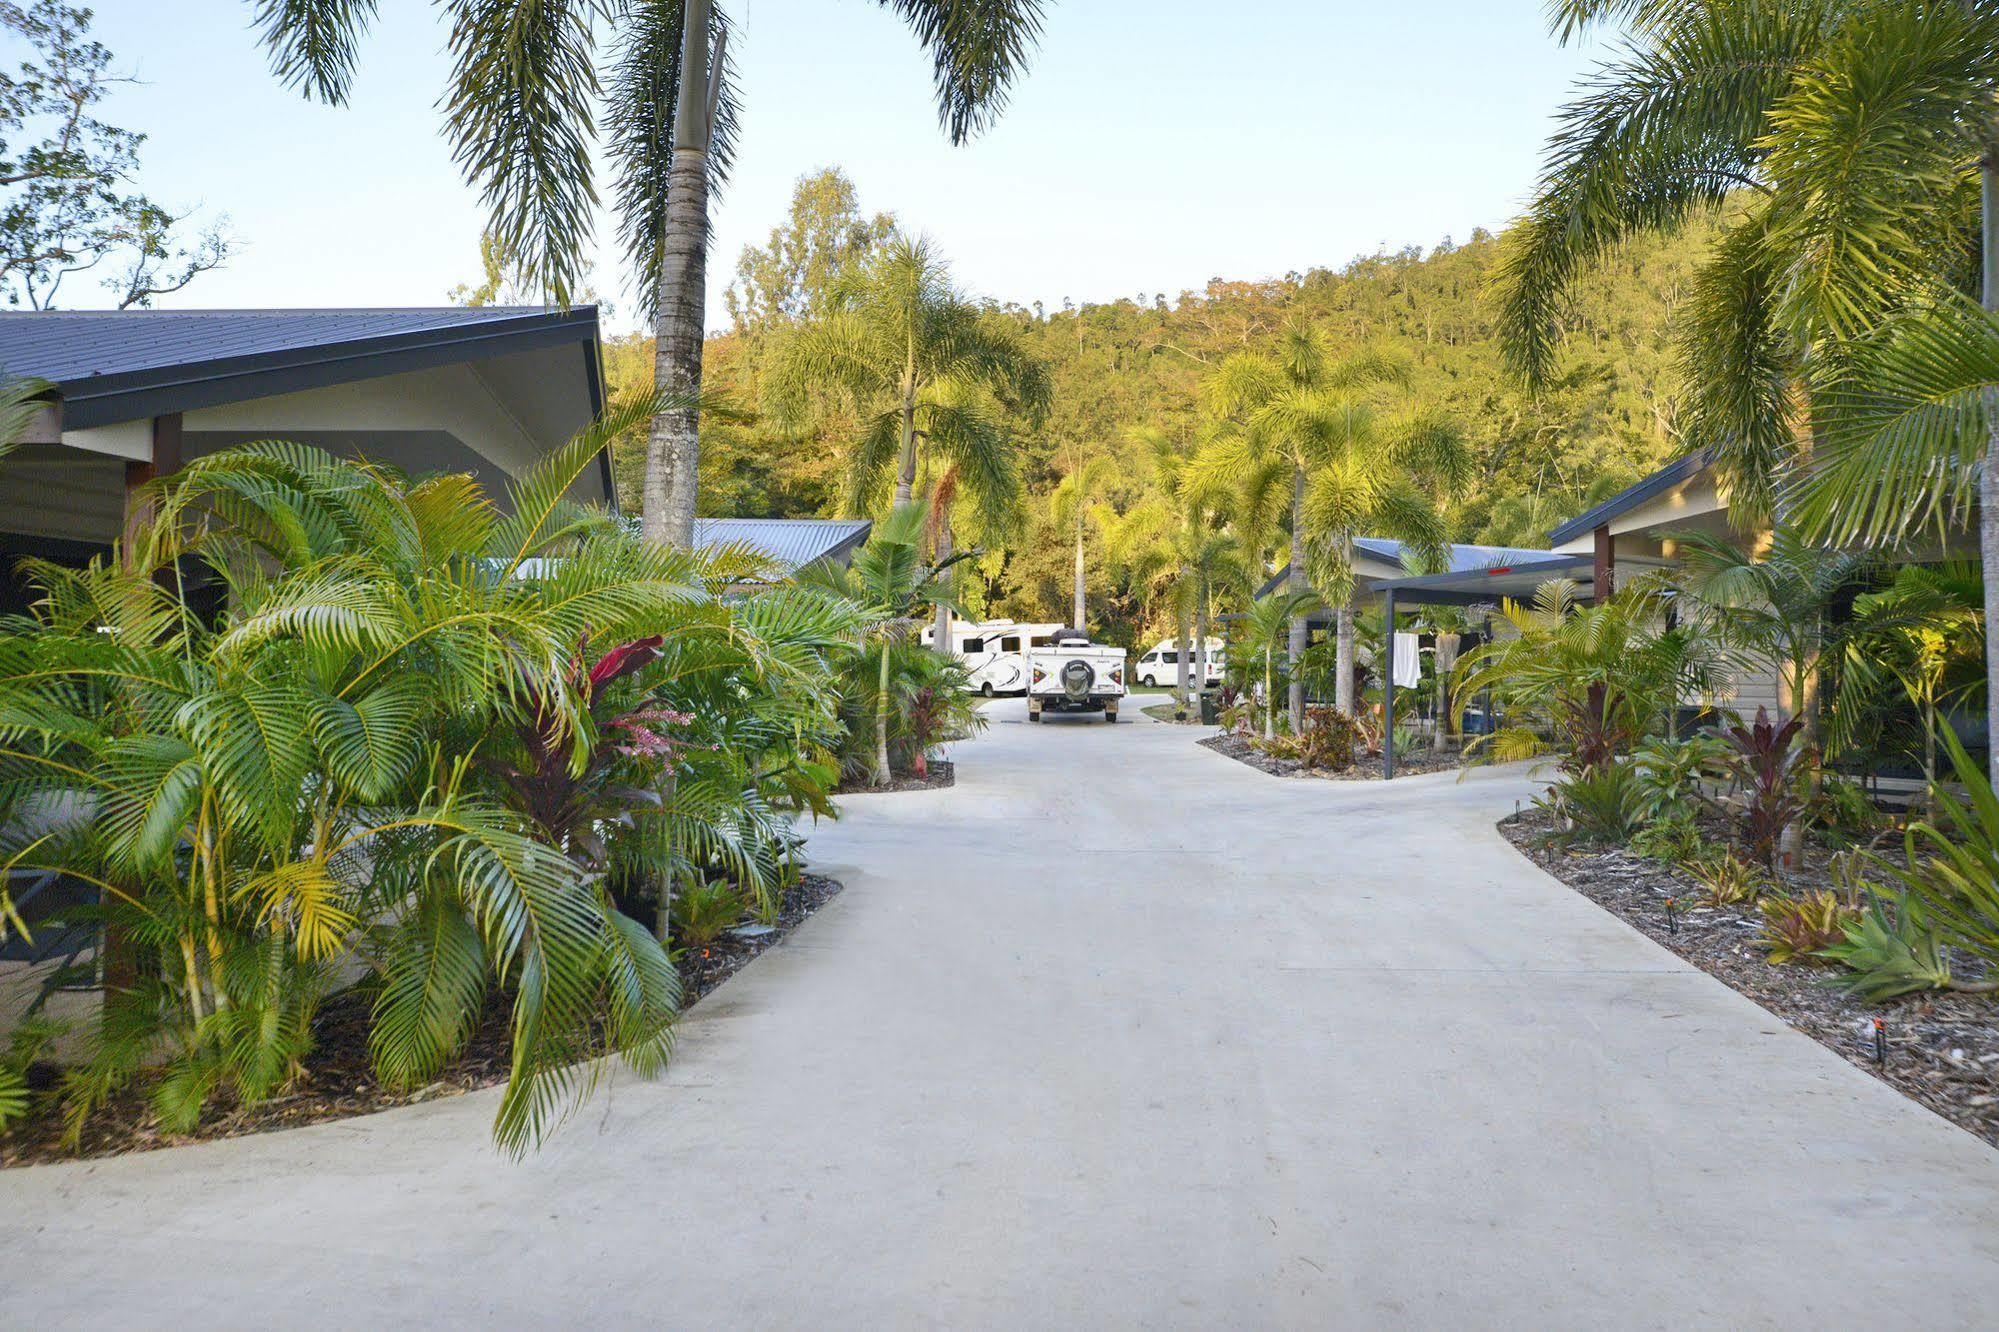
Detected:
[1382,588,1396,780]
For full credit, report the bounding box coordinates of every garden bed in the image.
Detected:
[0,873,845,1168]
[1499,809,1999,1150]
[832,759,955,794]
[1140,702,1202,724]
[1199,730,1464,780]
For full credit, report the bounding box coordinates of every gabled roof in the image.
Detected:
[1546,447,1717,547]
[694,518,873,576]
[1257,540,1558,598]
[0,306,601,429]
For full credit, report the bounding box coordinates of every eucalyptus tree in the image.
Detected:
[252,0,1049,548]
[768,234,1047,654]
[1497,0,1999,775]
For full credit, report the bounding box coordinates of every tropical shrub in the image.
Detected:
[1628,814,1704,865]
[1454,578,1695,773]
[1538,762,1645,847]
[1688,848,1764,907]
[1724,708,1814,871]
[1756,891,1857,966]
[1822,891,1956,1001]
[1877,729,1999,984]
[1630,733,1733,823]
[669,881,749,950]
[0,417,855,1153]
[1297,706,1360,771]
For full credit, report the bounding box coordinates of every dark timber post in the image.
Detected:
[1592,524,1615,599]
[1382,588,1397,780]
[104,413,183,993]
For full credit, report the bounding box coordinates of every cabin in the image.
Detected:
[0,306,611,612]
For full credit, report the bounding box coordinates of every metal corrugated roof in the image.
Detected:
[694,518,872,574]
[0,306,601,429]
[1257,540,1559,598]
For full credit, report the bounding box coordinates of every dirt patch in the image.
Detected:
[1140,702,1202,724]
[1198,730,1465,780]
[0,873,845,1168]
[1499,809,1999,1150]
[833,760,954,795]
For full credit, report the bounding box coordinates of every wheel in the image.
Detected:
[1104,709,1118,723]
[980,682,994,697]
[1028,710,1042,723]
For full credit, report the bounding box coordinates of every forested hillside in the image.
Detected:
[604,169,1717,639]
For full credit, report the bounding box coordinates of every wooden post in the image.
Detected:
[103,413,183,994]
[1592,524,1615,600]
[1382,588,1397,780]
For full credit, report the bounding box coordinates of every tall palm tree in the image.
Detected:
[769,235,1047,654]
[798,501,964,786]
[1048,451,1116,628]
[1203,329,1431,727]
[1498,0,1999,776]
[252,1,1049,548]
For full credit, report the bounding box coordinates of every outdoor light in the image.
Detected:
[1872,1018,1887,1064]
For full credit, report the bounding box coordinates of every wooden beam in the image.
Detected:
[1592,524,1615,600]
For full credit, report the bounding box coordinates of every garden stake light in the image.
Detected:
[1873,1018,1887,1065]
[1664,897,1677,935]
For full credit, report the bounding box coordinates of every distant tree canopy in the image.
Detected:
[601,169,1716,639]
[0,0,233,308]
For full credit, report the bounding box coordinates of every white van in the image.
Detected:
[1132,637,1226,689]
[921,620,1065,695]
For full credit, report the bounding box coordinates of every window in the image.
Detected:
[1000,636,1021,652]
[1139,652,1157,664]
[1030,635,1052,647]
[962,637,985,654]
[1159,651,1179,665]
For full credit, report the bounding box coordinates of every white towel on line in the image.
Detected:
[1391,632,1422,689]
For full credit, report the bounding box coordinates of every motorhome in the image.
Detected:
[919,620,1066,695]
[1132,638,1227,689]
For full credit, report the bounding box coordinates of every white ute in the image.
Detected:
[1026,628,1126,723]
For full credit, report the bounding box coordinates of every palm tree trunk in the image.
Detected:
[653,771,677,943]
[932,515,954,658]
[1286,467,1308,732]
[894,380,918,505]
[874,636,893,786]
[1072,522,1087,628]
[640,0,714,548]
[1175,591,1192,718]
[1264,645,1275,740]
[1982,143,1999,787]
[1195,579,1211,704]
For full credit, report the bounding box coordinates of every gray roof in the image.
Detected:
[1258,539,1557,598]
[694,518,872,576]
[1546,447,1717,546]
[0,306,601,428]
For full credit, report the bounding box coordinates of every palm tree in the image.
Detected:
[798,501,964,786]
[769,235,1047,656]
[1830,562,1986,785]
[1497,0,1999,776]
[1203,329,1454,727]
[1048,451,1117,629]
[1242,589,1323,738]
[252,1,1049,548]
[0,398,859,1153]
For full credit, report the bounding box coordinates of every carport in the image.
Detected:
[1375,550,1677,778]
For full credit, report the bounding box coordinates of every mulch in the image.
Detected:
[0,872,845,1169]
[1500,809,1999,1150]
[832,760,955,795]
[1198,730,1465,781]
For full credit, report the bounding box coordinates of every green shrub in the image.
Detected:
[1876,728,1999,979]
[1688,847,1764,906]
[1821,890,1954,1000]
[1630,733,1732,822]
[670,881,749,949]
[1629,813,1704,863]
[1757,890,1856,964]
[1298,706,1360,770]
[1538,762,1645,846]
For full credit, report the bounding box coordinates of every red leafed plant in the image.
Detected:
[488,634,688,861]
[1725,706,1811,871]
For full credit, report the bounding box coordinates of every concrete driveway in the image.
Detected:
[6,699,1999,1327]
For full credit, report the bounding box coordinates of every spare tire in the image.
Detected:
[1060,658,1095,700]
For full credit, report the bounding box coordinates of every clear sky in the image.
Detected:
[38,1,1604,331]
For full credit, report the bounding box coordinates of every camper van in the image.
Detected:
[919,620,1066,696]
[1132,638,1227,689]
